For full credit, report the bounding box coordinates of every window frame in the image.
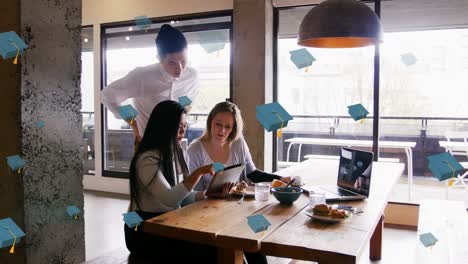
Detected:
[100,11,234,178]
[272,2,381,173]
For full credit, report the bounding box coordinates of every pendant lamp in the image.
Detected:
[298,0,383,48]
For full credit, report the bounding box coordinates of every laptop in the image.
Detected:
[304,147,374,202]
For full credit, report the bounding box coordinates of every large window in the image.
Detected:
[276,6,374,169]
[275,4,468,205]
[102,14,232,177]
[81,26,95,175]
[380,29,468,203]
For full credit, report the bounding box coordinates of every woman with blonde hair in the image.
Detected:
[187,101,290,264]
[187,101,291,193]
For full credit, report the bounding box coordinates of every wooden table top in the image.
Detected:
[144,159,404,263]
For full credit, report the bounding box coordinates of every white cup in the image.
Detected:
[291,176,303,186]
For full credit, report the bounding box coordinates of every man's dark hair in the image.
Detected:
[155,24,188,58]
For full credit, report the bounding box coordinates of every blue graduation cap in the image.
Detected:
[0,218,26,254]
[134,16,152,31]
[289,48,316,71]
[66,205,81,220]
[0,31,27,64]
[213,162,224,173]
[247,214,271,233]
[256,102,293,137]
[6,155,25,174]
[427,152,464,182]
[401,52,417,66]
[347,104,369,122]
[419,232,438,248]
[119,104,138,125]
[123,211,143,231]
[197,30,226,54]
[37,120,45,128]
[178,96,192,108]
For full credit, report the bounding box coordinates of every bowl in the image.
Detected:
[271,187,303,204]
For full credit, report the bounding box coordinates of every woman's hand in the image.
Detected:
[193,164,215,178]
[280,176,292,183]
[184,165,215,191]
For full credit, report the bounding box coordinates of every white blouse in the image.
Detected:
[187,137,257,191]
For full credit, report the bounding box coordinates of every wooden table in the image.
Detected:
[285,137,416,200]
[144,159,404,264]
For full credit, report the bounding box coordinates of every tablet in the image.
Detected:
[206,163,246,194]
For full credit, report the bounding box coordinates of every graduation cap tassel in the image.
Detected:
[10,41,20,65]
[17,168,21,174]
[359,110,365,124]
[6,228,16,254]
[134,224,138,232]
[74,215,78,220]
[445,161,456,186]
[273,112,284,138]
[305,66,309,73]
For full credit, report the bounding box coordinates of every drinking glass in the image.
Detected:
[255,182,270,201]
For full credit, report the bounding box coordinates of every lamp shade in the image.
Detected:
[298,0,383,48]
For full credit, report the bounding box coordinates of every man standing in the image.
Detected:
[101,24,199,142]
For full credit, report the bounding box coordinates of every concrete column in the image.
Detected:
[0,0,84,263]
[232,0,274,171]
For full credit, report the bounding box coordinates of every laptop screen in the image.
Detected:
[337,148,373,197]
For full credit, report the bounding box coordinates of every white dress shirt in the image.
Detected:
[100,63,199,137]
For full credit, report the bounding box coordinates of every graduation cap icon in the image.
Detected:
[247,214,271,233]
[123,211,144,231]
[213,162,224,173]
[119,105,138,125]
[6,155,25,174]
[197,30,227,54]
[401,52,417,66]
[37,120,45,128]
[419,232,438,248]
[66,205,81,220]
[178,96,192,108]
[427,152,464,182]
[289,48,316,71]
[0,218,26,254]
[134,16,152,31]
[256,102,293,137]
[0,31,27,64]
[347,104,369,122]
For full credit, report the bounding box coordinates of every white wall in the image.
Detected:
[82,0,233,25]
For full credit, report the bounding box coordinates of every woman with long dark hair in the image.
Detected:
[125,100,216,263]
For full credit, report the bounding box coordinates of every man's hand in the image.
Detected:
[129,121,141,141]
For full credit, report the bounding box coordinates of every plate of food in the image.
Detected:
[304,204,352,223]
[230,181,255,198]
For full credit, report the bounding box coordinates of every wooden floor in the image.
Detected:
[83,190,417,264]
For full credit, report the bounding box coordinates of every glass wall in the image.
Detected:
[81,26,95,175]
[275,4,468,205]
[276,6,374,169]
[102,15,231,176]
[380,29,468,203]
